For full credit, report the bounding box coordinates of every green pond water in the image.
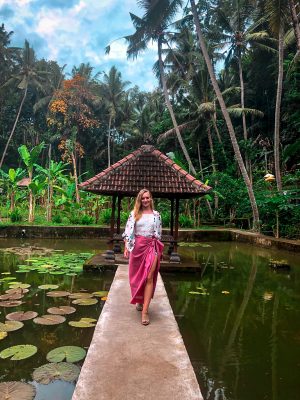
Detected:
[0,238,115,400]
[163,242,300,400]
[1,239,299,400]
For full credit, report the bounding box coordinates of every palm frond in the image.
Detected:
[157,121,195,143]
[227,107,264,118]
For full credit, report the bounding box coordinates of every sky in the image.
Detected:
[0,0,160,91]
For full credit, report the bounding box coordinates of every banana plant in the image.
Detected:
[0,167,25,212]
[35,160,69,221]
[18,142,45,222]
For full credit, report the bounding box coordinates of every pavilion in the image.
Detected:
[79,144,211,258]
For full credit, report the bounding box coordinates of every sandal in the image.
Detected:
[141,312,150,326]
[136,303,143,311]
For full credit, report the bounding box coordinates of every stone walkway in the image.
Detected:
[72,265,203,400]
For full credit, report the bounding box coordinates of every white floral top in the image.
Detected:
[122,210,162,252]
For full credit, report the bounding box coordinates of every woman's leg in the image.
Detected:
[142,255,158,322]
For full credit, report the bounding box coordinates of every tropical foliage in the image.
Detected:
[0,0,299,238]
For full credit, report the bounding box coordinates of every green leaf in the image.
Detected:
[46,346,86,363]
[38,284,59,290]
[0,381,36,400]
[0,321,24,332]
[0,345,37,360]
[32,362,80,384]
[72,298,98,306]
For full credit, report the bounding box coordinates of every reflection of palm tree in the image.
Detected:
[218,254,258,378]
[271,292,279,400]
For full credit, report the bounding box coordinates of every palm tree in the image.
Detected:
[0,40,47,168]
[190,0,260,229]
[101,66,129,167]
[124,0,197,175]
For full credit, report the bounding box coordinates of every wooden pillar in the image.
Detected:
[110,195,116,239]
[174,197,179,251]
[170,197,174,236]
[116,195,122,234]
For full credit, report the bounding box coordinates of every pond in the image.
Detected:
[0,238,115,400]
[163,242,300,400]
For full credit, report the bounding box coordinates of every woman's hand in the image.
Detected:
[124,247,129,259]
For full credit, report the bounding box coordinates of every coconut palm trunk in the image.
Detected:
[190,0,260,230]
[288,0,300,56]
[158,36,197,175]
[274,27,284,192]
[108,115,112,168]
[28,170,34,223]
[0,84,28,169]
[71,151,80,203]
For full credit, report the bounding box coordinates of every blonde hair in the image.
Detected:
[133,188,154,221]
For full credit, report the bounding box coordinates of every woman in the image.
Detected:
[123,188,164,326]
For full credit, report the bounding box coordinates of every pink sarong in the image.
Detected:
[129,235,164,304]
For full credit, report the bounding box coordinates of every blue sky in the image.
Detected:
[0,0,160,91]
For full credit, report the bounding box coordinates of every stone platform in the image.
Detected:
[72,265,203,400]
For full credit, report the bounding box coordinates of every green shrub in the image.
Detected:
[179,214,194,228]
[81,214,94,225]
[100,208,111,225]
[160,211,170,228]
[10,209,22,222]
[121,211,130,225]
[52,214,62,224]
[68,214,81,224]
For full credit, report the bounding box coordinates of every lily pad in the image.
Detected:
[68,292,93,299]
[47,306,76,315]
[0,345,37,360]
[8,283,31,289]
[0,293,23,300]
[72,298,98,306]
[0,332,8,340]
[6,311,38,321]
[46,346,86,363]
[32,362,80,384]
[0,300,23,307]
[68,318,97,328]
[69,318,96,327]
[5,288,29,295]
[0,321,24,332]
[1,272,11,275]
[188,291,202,295]
[0,381,36,400]
[46,291,70,298]
[92,291,109,297]
[33,315,66,325]
[38,284,59,290]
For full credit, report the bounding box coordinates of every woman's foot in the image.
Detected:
[136,303,143,311]
[141,312,150,326]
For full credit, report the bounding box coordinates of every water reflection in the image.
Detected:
[163,242,300,400]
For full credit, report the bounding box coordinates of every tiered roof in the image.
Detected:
[79,145,211,198]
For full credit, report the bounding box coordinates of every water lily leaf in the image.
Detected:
[0,293,23,300]
[81,318,97,323]
[1,277,17,281]
[68,292,93,299]
[0,332,8,340]
[68,319,96,328]
[0,321,24,332]
[0,300,23,307]
[92,291,108,297]
[47,306,76,315]
[222,291,230,295]
[49,271,65,275]
[8,283,31,289]
[188,291,201,295]
[5,288,29,295]
[0,345,37,360]
[1,272,11,275]
[32,362,80,384]
[0,381,36,400]
[33,315,66,325]
[72,298,98,306]
[6,311,38,321]
[38,284,59,290]
[46,346,86,363]
[46,291,70,297]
